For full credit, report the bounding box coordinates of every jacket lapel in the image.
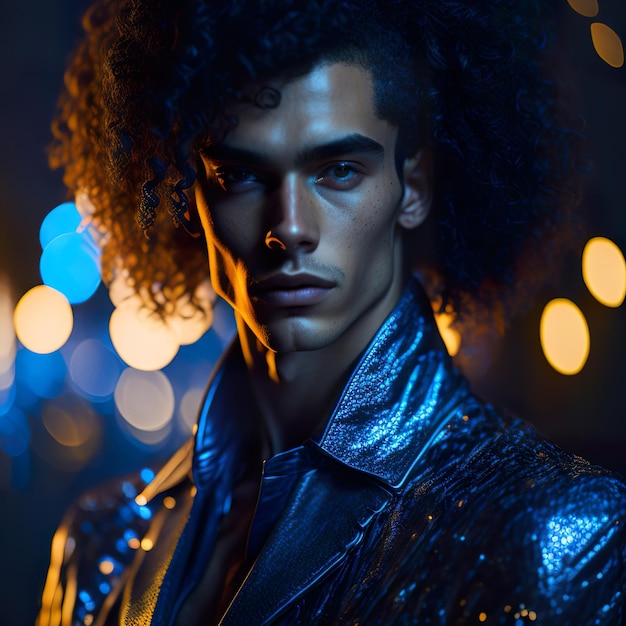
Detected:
[220,452,391,625]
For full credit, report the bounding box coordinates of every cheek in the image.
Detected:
[348,204,401,280]
[201,203,251,263]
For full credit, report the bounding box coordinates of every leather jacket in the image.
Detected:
[37,281,626,625]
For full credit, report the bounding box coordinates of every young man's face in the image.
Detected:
[195,62,429,355]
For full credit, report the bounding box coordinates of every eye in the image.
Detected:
[212,166,262,193]
[314,162,363,190]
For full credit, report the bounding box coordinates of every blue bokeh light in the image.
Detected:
[0,382,16,417]
[0,406,30,457]
[69,339,122,401]
[15,349,66,399]
[39,202,82,249]
[40,232,101,304]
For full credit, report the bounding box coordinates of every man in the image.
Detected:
[38,1,625,624]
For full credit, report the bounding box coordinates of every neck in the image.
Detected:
[238,277,408,455]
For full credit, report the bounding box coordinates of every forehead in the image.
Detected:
[214,62,399,161]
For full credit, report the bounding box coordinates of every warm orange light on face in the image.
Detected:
[582,237,626,307]
[196,63,419,359]
[14,285,73,353]
[540,298,590,375]
[590,22,624,68]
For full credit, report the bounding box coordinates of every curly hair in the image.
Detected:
[50,0,584,325]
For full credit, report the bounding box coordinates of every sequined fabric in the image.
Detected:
[37,280,626,625]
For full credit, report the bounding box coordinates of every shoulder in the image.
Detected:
[394,406,626,623]
[422,405,626,560]
[37,440,195,626]
[36,471,159,625]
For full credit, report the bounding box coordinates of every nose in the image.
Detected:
[265,176,319,254]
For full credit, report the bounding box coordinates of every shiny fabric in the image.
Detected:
[37,280,626,625]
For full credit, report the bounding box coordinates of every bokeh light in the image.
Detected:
[114,368,175,432]
[40,232,101,304]
[108,273,135,308]
[566,0,599,18]
[69,339,123,400]
[0,406,30,457]
[14,285,74,354]
[179,386,206,433]
[582,236,626,307]
[39,202,82,249]
[34,394,102,471]
[75,191,97,220]
[0,384,16,418]
[168,282,214,346]
[540,298,590,375]
[109,299,180,371]
[117,416,174,447]
[169,307,212,346]
[590,22,624,68]
[41,399,98,448]
[16,349,67,399]
[0,276,16,412]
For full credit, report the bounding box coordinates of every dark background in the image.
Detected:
[0,1,625,624]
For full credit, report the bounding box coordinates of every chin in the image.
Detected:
[262,318,339,354]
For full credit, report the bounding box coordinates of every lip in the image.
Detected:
[251,272,336,307]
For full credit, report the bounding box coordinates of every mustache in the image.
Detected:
[249,260,345,290]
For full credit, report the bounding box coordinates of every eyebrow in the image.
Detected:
[295,134,385,167]
[201,133,385,168]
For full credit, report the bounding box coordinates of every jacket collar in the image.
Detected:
[317,279,470,488]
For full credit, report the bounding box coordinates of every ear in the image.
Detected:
[397,148,433,230]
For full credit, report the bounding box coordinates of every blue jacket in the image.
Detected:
[37,281,626,625]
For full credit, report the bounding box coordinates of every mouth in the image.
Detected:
[250,272,336,307]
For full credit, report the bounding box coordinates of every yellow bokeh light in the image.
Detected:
[114,368,175,432]
[169,304,212,346]
[179,387,205,432]
[14,285,73,354]
[170,280,215,346]
[590,23,624,68]
[582,236,626,307]
[566,0,598,17]
[540,298,590,375]
[109,298,179,371]
[0,276,16,388]
[141,538,154,551]
[434,311,461,357]
[41,401,97,447]
[119,418,173,445]
[128,537,141,550]
[33,395,101,470]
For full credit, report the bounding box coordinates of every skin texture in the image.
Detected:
[195,62,431,451]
